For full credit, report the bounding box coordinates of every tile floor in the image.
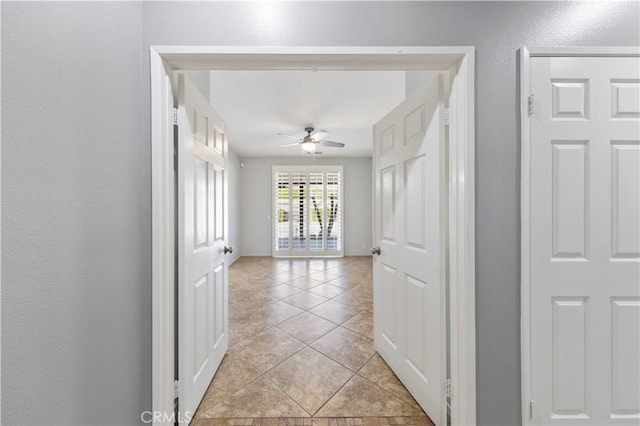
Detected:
[193,256,433,425]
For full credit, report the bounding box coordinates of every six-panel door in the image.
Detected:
[529,56,640,425]
[373,73,446,425]
[178,74,229,419]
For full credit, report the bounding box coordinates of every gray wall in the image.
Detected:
[184,70,211,103]
[1,2,145,424]
[405,71,439,98]
[1,1,639,425]
[226,149,242,265]
[238,157,373,257]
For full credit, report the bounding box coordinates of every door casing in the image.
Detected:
[150,46,476,426]
[519,46,640,426]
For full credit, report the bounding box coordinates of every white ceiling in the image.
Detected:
[209,70,406,158]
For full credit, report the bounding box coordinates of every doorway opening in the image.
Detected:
[151,47,476,426]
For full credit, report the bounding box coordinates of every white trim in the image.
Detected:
[526,46,640,57]
[519,46,532,426]
[447,51,476,426]
[150,46,476,426]
[150,47,176,425]
[0,1,3,418]
[152,45,471,71]
[152,45,473,56]
[519,46,640,426]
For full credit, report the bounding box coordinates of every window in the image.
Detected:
[273,165,343,257]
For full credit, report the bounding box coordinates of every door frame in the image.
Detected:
[519,46,640,426]
[150,46,476,425]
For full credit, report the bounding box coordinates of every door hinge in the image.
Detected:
[444,107,450,126]
[529,400,536,419]
[172,108,183,126]
[528,94,534,116]
[445,378,452,398]
[174,380,179,399]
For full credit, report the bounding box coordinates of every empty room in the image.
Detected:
[1,2,639,426]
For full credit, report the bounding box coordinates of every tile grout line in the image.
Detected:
[354,372,428,417]
[229,283,355,351]
[254,314,365,406]
[196,368,265,418]
[274,317,339,346]
[260,373,314,418]
[222,258,377,420]
[309,351,377,417]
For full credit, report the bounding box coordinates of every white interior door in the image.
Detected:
[177,74,229,418]
[528,56,640,424]
[373,73,447,425]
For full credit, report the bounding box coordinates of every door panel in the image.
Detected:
[381,167,396,242]
[551,297,587,417]
[213,264,225,344]
[405,275,428,378]
[178,74,229,418]
[214,167,225,241]
[379,263,399,350]
[404,155,426,250]
[529,56,640,425]
[373,73,446,425]
[611,143,640,258]
[551,142,588,258]
[611,299,640,416]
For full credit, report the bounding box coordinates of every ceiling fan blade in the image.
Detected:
[277,133,302,141]
[319,140,345,148]
[310,130,329,141]
[279,142,301,147]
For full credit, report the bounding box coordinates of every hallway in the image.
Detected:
[192,257,432,424]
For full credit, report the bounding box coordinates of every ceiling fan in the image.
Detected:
[278,127,345,153]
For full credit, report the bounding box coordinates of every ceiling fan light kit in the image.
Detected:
[301,141,317,153]
[278,126,346,154]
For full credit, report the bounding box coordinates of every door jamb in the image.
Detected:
[150,46,476,426]
[519,45,640,426]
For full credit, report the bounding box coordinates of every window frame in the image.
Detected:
[272,164,344,258]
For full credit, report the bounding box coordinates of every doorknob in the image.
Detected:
[371,246,381,256]
[224,246,233,254]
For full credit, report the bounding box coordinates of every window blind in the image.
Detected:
[273,166,343,256]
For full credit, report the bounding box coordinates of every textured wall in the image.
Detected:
[1,2,144,424]
[239,157,373,257]
[140,3,639,424]
[2,2,639,425]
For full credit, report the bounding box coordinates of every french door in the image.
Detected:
[273,165,344,257]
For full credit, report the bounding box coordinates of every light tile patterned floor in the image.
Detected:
[193,257,433,425]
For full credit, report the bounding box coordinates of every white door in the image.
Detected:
[177,74,229,418]
[373,73,447,425]
[528,56,640,424]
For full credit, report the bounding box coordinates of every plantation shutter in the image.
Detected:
[273,165,343,257]
[274,172,290,252]
[326,171,342,252]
